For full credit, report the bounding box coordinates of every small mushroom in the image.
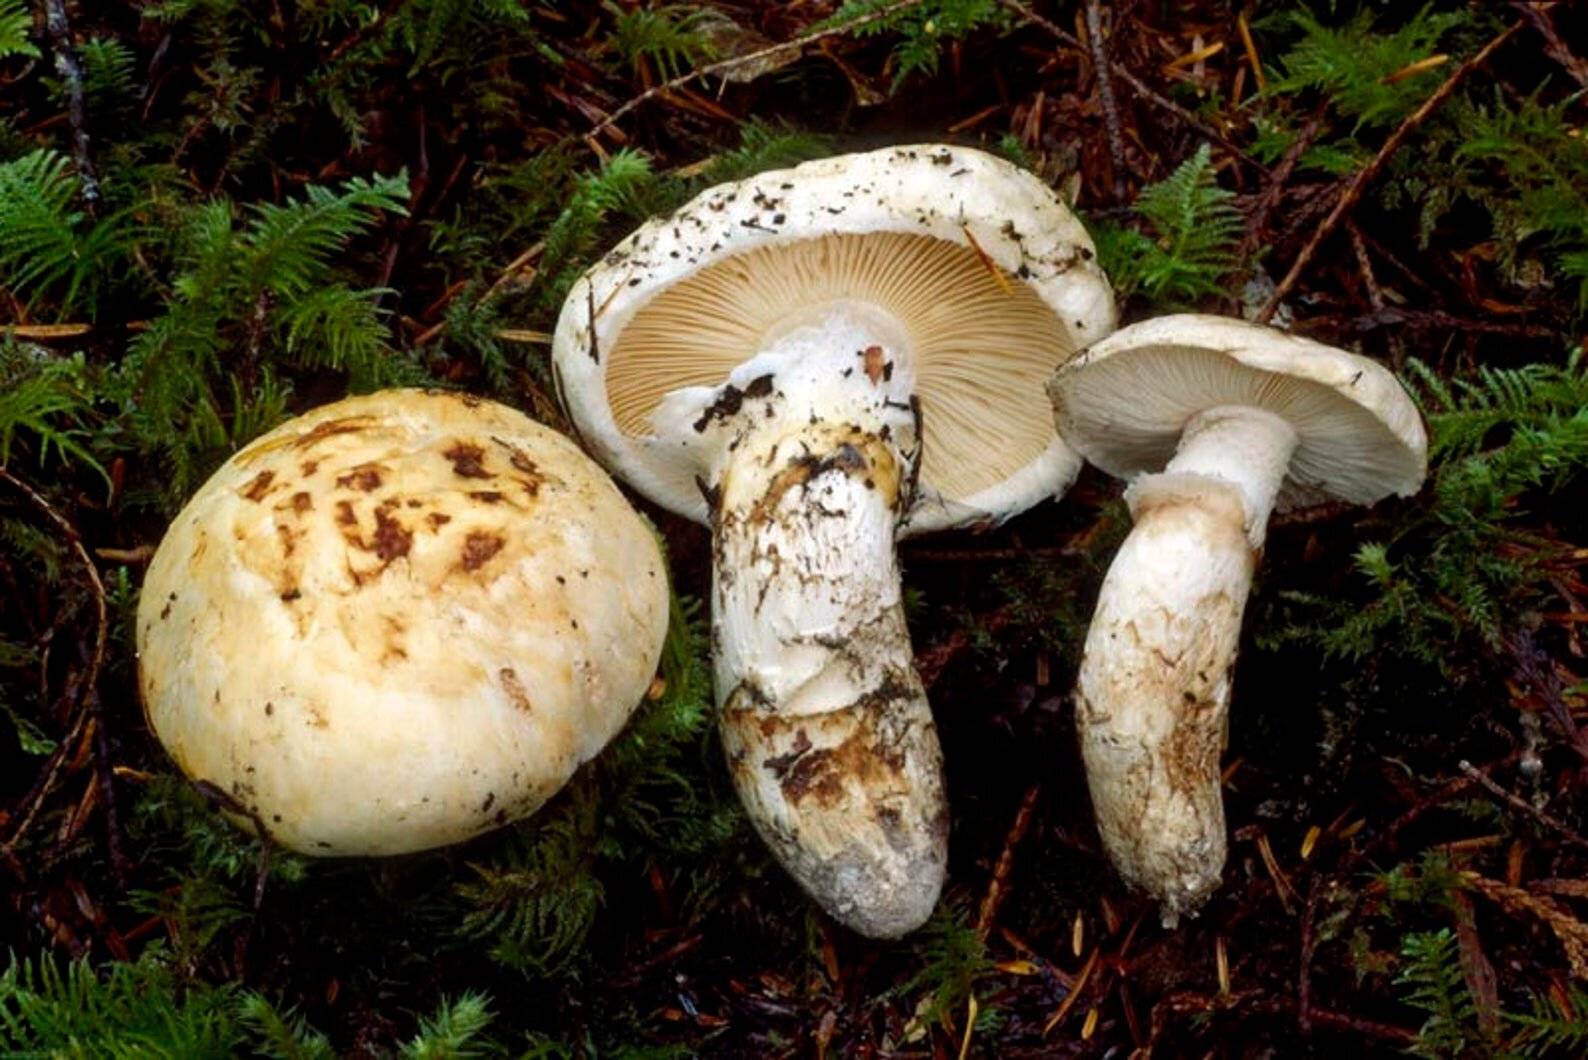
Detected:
[136,389,670,856]
[1049,315,1427,921]
[552,144,1114,936]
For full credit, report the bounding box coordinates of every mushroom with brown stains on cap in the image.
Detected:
[136,389,670,857]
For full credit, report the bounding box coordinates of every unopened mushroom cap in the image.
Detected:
[136,389,669,856]
[552,143,1117,534]
[1050,314,1427,509]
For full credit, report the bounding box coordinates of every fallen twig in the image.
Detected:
[1084,0,1125,202]
[995,0,1267,174]
[588,0,930,141]
[1346,221,1385,311]
[1457,759,1588,851]
[1343,751,1521,871]
[1234,103,1329,268]
[1152,989,1418,1046]
[1451,890,1501,1039]
[0,467,109,861]
[1514,1,1588,88]
[1462,871,1588,979]
[87,685,129,885]
[1297,878,1319,1033]
[44,0,100,213]
[976,783,1041,939]
[1347,306,1557,339]
[1256,18,1524,323]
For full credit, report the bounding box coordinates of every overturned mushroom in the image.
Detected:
[1049,315,1427,920]
[136,389,669,856]
[552,144,1115,936]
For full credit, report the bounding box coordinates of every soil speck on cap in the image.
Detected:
[499,667,532,713]
[443,442,492,479]
[370,506,412,562]
[336,464,384,492]
[241,470,276,501]
[460,530,505,571]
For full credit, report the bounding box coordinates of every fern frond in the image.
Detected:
[394,0,531,71]
[0,951,483,1057]
[0,149,134,316]
[236,994,336,1060]
[820,0,1007,89]
[699,120,833,184]
[1095,144,1241,307]
[608,3,715,82]
[1396,929,1480,1058]
[537,150,668,309]
[455,791,605,974]
[1451,88,1588,310]
[0,348,104,476]
[132,773,309,887]
[240,173,410,297]
[1,681,56,755]
[0,0,37,61]
[1508,984,1588,1057]
[1264,6,1479,130]
[897,902,995,1027]
[0,951,244,1056]
[400,992,496,1060]
[77,36,139,112]
[276,283,394,383]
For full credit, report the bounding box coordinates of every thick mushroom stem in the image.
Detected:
[1076,405,1298,922]
[713,416,947,938]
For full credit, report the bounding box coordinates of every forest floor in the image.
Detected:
[3,1,1588,1056]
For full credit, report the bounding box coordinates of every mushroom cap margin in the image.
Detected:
[1050,314,1428,510]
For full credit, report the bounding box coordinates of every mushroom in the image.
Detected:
[1048,315,1427,920]
[136,389,670,856]
[551,144,1115,936]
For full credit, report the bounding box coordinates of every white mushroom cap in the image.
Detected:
[1050,314,1427,512]
[553,143,1117,534]
[135,389,669,856]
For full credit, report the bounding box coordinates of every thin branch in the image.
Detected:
[587,0,930,140]
[1514,1,1588,88]
[0,467,108,859]
[1234,102,1329,266]
[1297,879,1319,1033]
[1346,220,1384,310]
[44,0,101,214]
[995,0,1268,174]
[87,684,130,884]
[1458,759,1588,851]
[1256,18,1524,323]
[1347,306,1556,339]
[976,783,1041,938]
[1084,0,1125,202]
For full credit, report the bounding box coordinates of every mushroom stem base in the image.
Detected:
[712,420,947,938]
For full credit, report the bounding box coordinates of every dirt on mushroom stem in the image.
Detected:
[660,310,948,938]
[1076,406,1298,921]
